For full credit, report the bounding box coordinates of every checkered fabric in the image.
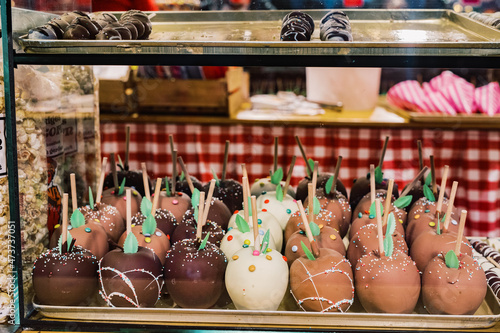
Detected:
[100,123,500,237]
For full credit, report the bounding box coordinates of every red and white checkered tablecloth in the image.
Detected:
[100,123,500,237]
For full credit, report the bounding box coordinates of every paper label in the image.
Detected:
[45,115,64,158]
[62,117,78,155]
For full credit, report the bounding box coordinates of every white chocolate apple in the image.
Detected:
[228,209,283,251]
[256,192,298,230]
[251,177,296,198]
[225,246,289,310]
[220,228,277,258]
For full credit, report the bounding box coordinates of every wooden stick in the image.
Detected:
[417,140,424,182]
[151,178,162,215]
[382,179,394,227]
[330,156,342,194]
[70,173,77,212]
[242,176,250,223]
[169,134,175,156]
[400,166,428,197]
[251,196,259,245]
[62,193,69,251]
[221,140,230,182]
[436,165,449,217]
[295,135,313,177]
[370,164,376,204]
[308,183,314,224]
[378,136,390,168]
[312,161,319,199]
[202,179,216,226]
[283,156,296,197]
[125,126,130,169]
[454,210,467,256]
[110,153,119,192]
[141,162,151,201]
[96,157,108,204]
[241,164,250,197]
[126,188,132,235]
[273,137,278,173]
[443,181,458,233]
[177,156,194,193]
[430,155,437,195]
[171,149,178,197]
[196,191,205,241]
[297,201,319,258]
[487,256,500,270]
[375,198,384,257]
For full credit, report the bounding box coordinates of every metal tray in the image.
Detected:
[17,9,500,57]
[33,286,500,329]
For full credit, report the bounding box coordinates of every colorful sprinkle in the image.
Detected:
[94,219,100,223]
[243,244,249,248]
[266,255,272,261]
[292,245,298,253]
[266,248,272,252]
[429,222,436,227]
[172,200,179,205]
[414,214,420,219]
[54,224,60,229]
[260,183,265,187]
[253,250,260,256]
[249,265,256,272]
[358,212,363,218]
[244,239,251,245]
[257,219,262,225]
[262,209,267,212]
[145,237,151,243]
[425,209,430,213]
[286,209,292,214]
[318,224,324,229]
[399,219,403,224]
[282,256,287,262]
[264,199,270,204]
[232,255,239,260]
[330,234,337,240]
[369,215,374,219]
[227,235,233,241]
[155,231,162,237]
[84,227,91,233]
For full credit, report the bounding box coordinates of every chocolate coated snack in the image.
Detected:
[28,25,59,40]
[319,10,353,42]
[281,11,314,41]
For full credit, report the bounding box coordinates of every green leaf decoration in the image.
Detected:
[123,232,139,254]
[309,222,320,237]
[164,177,171,197]
[191,188,200,209]
[369,201,384,217]
[247,196,252,216]
[393,195,412,209]
[306,158,315,178]
[117,154,124,169]
[425,171,432,186]
[194,206,199,224]
[70,210,85,228]
[270,167,283,185]
[235,214,250,233]
[374,166,383,184]
[445,250,459,269]
[325,176,334,195]
[211,169,220,187]
[88,187,94,209]
[441,214,446,222]
[140,197,153,217]
[58,231,73,253]
[383,213,395,257]
[423,184,436,202]
[301,241,316,261]
[180,171,185,181]
[260,229,271,254]
[198,232,210,251]
[118,177,126,196]
[142,214,157,235]
[276,184,284,202]
[313,197,321,215]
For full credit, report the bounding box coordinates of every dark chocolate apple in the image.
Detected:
[161,175,204,198]
[79,202,125,243]
[349,175,399,211]
[204,179,243,214]
[164,238,227,308]
[99,247,164,307]
[100,187,142,224]
[33,245,98,306]
[296,173,347,203]
[132,208,178,238]
[158,191,192,223]
[170,215,225,247]
[117,223,170,265]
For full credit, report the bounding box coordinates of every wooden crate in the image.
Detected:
[99,67,248,117]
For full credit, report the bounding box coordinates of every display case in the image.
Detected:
[2,2,500,332]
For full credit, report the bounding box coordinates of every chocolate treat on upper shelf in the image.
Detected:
[119,10,153,40]
[104,22,133,40]
[95,27,122,40]
[60,10,90,24]
[280,17,313,41]
[63,17,101,40]
[28,25,60,40]
[89,12,119,28]
[319,10,353,42]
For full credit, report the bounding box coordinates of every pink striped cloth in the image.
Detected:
[387,71,499,116]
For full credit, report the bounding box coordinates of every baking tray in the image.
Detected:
[17,9,500,57]
[33,286,500,329]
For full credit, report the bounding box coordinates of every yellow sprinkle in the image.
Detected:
[54,224,60,229]
[94,219,100,223]
[414,214,420,219]
[318,224,324,229]
[266,248,272,252]
[131,224,136,228]
[232,255,239,260]
[399,219,404,224]
[429,222,436,227]
[266,255,272,261]
[244,239,251,245]
[133,191,138,196]
[249,265,256,272]
[330,234,337,240]
[145,237,151,243]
